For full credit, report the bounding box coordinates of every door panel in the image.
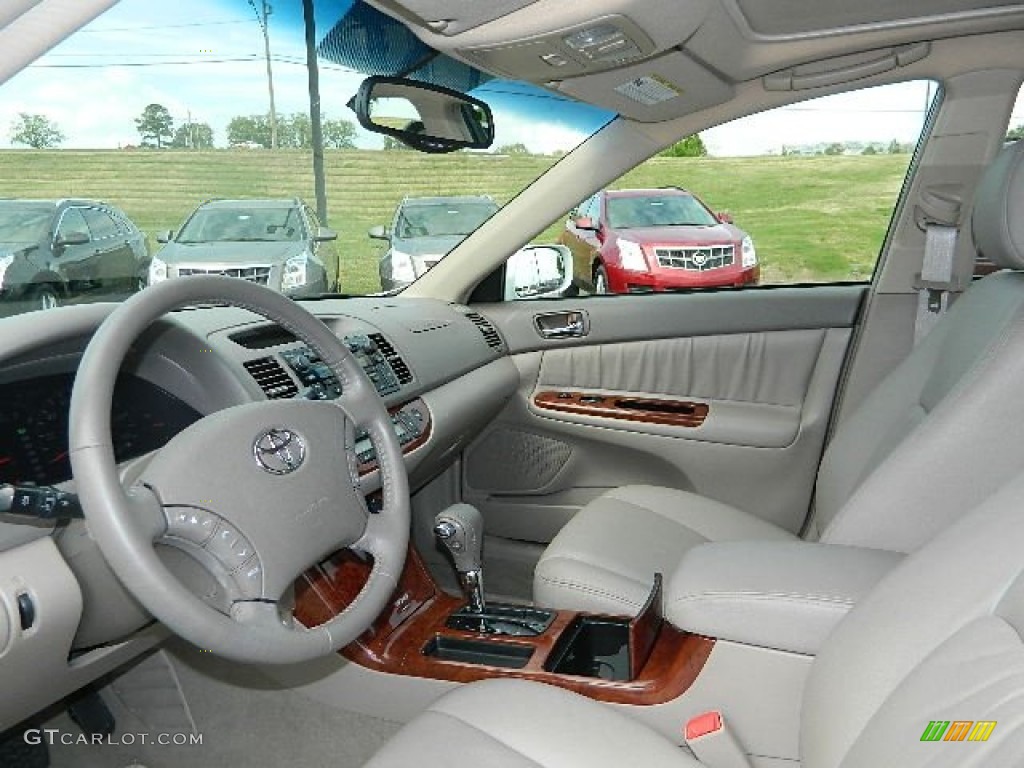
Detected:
[463,286,863,545]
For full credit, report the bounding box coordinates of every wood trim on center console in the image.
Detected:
[295,547,714,706]
[534,390,709,428]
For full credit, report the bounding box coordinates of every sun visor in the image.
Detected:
[317,1,492,93]
[554,51,734,123]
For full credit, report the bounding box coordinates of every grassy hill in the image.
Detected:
[0,149,911,294]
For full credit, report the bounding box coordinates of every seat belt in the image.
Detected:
[913,188,964,345]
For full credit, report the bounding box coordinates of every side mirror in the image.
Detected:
[368,225,390,241]
[314,227,338,242]
[156,230,174,243]
[573,216,598,231]
[716,211,734,224]
[349,76,495,154]
[54,231,89,248]
[505,244,574,301]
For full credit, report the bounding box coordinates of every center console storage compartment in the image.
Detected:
[543,616,631,680]
[423,635,533,669]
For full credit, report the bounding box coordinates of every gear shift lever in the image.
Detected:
[434,504,486,614]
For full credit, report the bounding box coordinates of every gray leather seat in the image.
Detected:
[366,473,1024,767]
[535,140,1024,613]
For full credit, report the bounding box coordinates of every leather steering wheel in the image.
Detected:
[69,276,410,664]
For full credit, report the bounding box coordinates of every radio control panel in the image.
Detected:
[280,334,400,400]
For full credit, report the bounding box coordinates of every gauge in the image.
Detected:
[0,373,202,486]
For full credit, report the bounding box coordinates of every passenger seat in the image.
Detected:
[535,139,1024,613]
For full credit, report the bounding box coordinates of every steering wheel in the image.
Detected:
[68,276,410,664]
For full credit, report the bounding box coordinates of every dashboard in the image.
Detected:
[0,373,202,487]
[0,294,520,734]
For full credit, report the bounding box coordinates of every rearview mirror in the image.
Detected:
[367,225,390,241]
[505,244,574,301]
[349,76,494,154]
[156,230,173,243]
[314,227,338,242]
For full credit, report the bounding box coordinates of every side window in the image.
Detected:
[82,207,120,240]
[56,208,90,241]
[518,79,936,298]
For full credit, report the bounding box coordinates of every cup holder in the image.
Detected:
[542,616,631,681]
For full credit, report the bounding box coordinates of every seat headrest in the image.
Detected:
[972,140,1024,270]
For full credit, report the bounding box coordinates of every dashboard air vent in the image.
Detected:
[243,356,298,399]
[465,312,503,349]
[368,333,413,385]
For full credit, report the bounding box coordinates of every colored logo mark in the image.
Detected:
[921,721,997,742]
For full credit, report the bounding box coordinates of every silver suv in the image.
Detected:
[370,195,498,291]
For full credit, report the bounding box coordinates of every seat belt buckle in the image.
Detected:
[684,711,752,768]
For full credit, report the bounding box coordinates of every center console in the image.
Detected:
[294,549,714,705]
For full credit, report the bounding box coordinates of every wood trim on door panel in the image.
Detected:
[534,390,709,428]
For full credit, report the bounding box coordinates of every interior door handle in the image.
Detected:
[534,310,588,339]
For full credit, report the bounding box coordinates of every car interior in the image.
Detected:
[2,0,1024,766]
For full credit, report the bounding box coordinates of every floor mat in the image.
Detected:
[46,643,400,768]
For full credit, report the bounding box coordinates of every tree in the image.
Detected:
[9,113,64,149]
[659,134,707,158]
[495,143,529,155]
[135,103,173,148]
[887,139,902,155]
[824,142,844,156]
[862,145,878,155]
[170,122,214,149]
[227,115,271,147]
[382,136,411,151]
[322,118,356,149]
[1008,123,1024,141]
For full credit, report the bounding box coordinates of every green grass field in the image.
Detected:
[0,149,912,294]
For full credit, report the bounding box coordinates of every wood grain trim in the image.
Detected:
[357,399,431,476]
[629,573,664,679]
[534,391,709,428]
[295,547,714,706]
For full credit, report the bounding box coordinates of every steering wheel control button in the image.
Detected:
[206,522,254,570]
[167,507,218,544]
[234,556,265,598]
[253,427,306,475]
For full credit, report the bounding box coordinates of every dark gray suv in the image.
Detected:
[0,198,149,314]
[370,195,498,291]
[152,198,338,296]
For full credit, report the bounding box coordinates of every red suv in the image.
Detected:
[560,188,759,294]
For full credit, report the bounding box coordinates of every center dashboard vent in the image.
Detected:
[368,333,413,385]
[243,356,298,399]
[465,312,503,350]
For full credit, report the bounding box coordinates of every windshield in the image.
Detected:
[396,202,498,239]
[178,207,304,243]
[606,194,718,229]
[0,0,613,313]
[0,203,52,243]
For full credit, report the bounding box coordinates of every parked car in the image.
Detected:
[561,188,759,294]
[371,195,498,291]
[150,198,338,296]
[0,198,148,312]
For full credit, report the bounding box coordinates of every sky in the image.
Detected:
[1,0,1022,155]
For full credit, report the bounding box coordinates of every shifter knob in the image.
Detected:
[434,504,485,613]
[433,503,484,573]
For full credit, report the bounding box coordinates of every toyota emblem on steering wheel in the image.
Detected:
[253,428,306,475]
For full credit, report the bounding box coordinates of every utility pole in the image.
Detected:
[302,0,327,225]
[258,0,278,149]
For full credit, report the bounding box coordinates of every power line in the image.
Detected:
[29,56,263,69]
[81,19,256,33]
